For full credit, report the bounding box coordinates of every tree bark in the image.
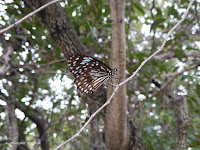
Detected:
[0,46,13,75]
[173,95,190,150]
[105,0,129,149]
[5,102,18,150]
[128,121,146,150]
[17,123,31,150]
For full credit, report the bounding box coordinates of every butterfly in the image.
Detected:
[68,55,117,93]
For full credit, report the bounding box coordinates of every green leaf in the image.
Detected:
[174,48,184,60]
[100,24,111,30]
[134,3,145,16]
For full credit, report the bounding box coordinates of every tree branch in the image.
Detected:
[151,64,199,98]
[154,50,200,60]
[134,63,199,113]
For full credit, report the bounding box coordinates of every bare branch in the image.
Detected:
[151,64,199,98]
[54,0,195,149]
[154,50,200,60]
[0,0,62,34]
[131,63,199,114]
[160,64,199,91]
[11,58,66,71]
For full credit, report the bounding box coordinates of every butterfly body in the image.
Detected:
[68,55,117,93]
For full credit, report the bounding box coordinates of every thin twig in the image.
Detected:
[0,0,62,34]
[54,0,195,149]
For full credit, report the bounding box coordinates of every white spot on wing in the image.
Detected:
[80,61,87,65]
[101,66,105,71]
[76,66,81,70]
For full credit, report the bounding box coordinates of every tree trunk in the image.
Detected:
[105,0,129,149]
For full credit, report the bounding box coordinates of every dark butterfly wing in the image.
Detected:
[87,73,110,93]
[68,55,114,93]
[74,67,110,93]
